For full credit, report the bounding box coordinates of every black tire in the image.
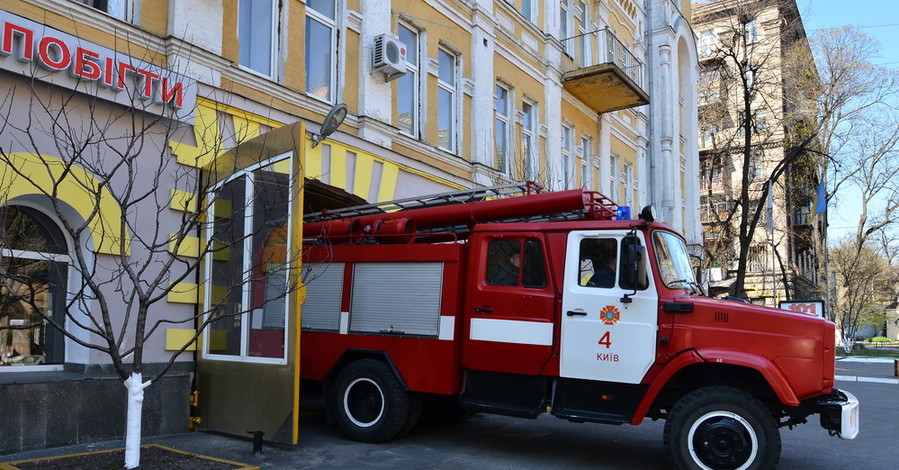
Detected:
[397,393,423,437]
[331,359,413,443]
[664,386,781,470]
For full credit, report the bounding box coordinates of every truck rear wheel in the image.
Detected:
[332,359,413,443]
[664,386,780,470]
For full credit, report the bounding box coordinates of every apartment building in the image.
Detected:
[0,0,698,451]
[692,0,821,303]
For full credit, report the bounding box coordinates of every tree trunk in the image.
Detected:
[124,373,151,469]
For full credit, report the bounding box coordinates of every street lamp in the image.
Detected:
[311,103,348,148]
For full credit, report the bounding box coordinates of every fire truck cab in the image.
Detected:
[298,183,858,470]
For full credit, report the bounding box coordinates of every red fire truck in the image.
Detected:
[298,183,858,470]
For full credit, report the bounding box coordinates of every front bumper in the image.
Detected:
[815,388,859,440]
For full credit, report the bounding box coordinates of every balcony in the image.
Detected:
[561,28,649,114]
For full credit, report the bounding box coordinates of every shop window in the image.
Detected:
[205,162,292,363]
[0,206,70,367]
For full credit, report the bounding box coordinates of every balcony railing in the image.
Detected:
[561,27,648,113]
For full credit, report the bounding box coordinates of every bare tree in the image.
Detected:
[0,69,302,467]
[829,236,894,352]
[696,0,819,299]
[784,26,899,336]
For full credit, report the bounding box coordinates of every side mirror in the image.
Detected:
[620,234,648,302]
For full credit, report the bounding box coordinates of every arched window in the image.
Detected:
[0,205,70,367]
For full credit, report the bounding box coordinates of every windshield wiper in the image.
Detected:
[668,279,704,296]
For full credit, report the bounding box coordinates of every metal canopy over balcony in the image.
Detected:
[561,28,649,113]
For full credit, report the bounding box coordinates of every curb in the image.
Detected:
[835,375,899,385]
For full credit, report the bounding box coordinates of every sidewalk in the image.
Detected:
[2,357,896,469]
[836,356,899,385]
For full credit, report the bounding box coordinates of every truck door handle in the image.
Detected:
[566,310,587,317]
[475,307,493,313]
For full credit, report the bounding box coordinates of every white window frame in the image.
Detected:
[521,100,537,179]
[624,161,635,207]
[305,1,338,103]
[744,64,757,91]
[0,204,78,373]
[560,0,573,56]
[495,83,512,173]
[238,0,278,78]
[744,19,759,44]
[576,0,591,67]
[561,124,572,189]
[437,47,458,154]
[71,0,138,22]
[699,30,716,59]
[581,135,594,189]
[397,22,420,138]
[522,0,536,23]
[202,158,293,365]
[609,153,620,202]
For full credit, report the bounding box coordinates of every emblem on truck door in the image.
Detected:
[600,305,620,325]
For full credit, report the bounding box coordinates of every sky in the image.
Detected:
[793,0,899,240]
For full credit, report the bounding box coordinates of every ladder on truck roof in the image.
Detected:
[303,182,620,243]
[303,181,545,223]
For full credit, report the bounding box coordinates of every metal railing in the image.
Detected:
[561,27,644,89]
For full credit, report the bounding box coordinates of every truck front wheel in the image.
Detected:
[664,386,780,470]
[332,359,414,443]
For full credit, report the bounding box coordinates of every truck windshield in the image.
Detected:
[652,231,697,290]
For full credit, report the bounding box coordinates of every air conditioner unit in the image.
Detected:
[372,33,407,82]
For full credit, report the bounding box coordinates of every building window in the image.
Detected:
[701,126,719,149]
[396,23,420,137]
[306,0,338,102]
[239,0,276,77]
[744,64,757,92]
[71,0,133,21]
[624,162,635,207]
[754,109,768,133]
[699,30,715,58]
[522,0,535,23]
[0,206,70,368]
[581,136,594,189]
[522,101,537,179]
[495,84,511,173]
[561,125,572,189]
[609,154,620,202]
[205,162,293,363]
[698,68,720,105]
[437,48,457,153]
[576,1,591,67]
[560,0,572,56]
[744,19,759,44]
[749,152,762,181]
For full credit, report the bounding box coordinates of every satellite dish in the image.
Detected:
[311,103,348,148]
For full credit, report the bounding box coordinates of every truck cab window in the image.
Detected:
[579,238,617,288]
[486,238,546,288]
